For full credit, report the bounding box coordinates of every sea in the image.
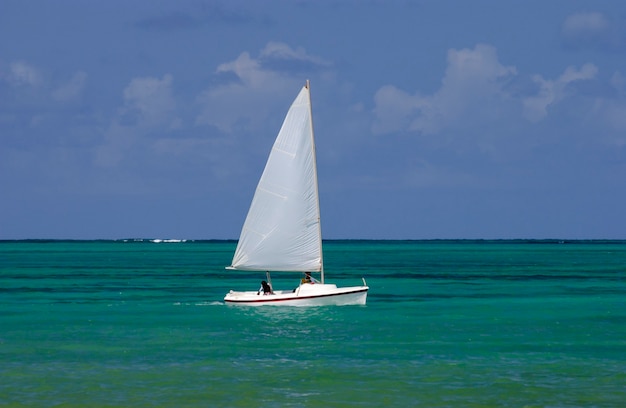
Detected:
[1,240,625,407]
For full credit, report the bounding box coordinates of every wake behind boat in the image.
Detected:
[224,81,368,306]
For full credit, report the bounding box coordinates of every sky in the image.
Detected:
[1,0,626,240]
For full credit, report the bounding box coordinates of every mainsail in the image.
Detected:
[229,83,323,272]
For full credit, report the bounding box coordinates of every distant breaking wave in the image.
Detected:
[122,238,187,243]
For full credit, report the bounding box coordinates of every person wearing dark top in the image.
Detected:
[258,280,273,295]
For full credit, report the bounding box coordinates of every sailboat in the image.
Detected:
[224,81,369,306]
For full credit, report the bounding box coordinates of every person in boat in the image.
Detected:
[301,272,318,284]
[258,280,273,295]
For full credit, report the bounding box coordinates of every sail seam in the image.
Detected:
[272,147,296,158]
[257,187,287,199]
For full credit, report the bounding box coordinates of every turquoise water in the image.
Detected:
[1,240,625,407]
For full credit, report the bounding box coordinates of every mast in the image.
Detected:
[306,80,325,284]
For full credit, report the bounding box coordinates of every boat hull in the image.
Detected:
[224,283,368,306]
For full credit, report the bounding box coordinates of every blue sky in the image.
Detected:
[1,0,625,240]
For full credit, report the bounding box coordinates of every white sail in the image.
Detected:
[229,84,322,272]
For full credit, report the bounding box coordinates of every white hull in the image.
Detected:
[224,283,368,306]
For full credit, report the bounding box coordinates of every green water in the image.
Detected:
[1,240,625,407]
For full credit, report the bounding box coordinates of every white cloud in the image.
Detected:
[7,61,42,87]
[215,52,277,89]
[95,74,179,168]
[561,12,620,50]
[120,74,177,128]
[52,71,87,102]
[197,42,327,132]
[201,52,293,132]
[443,44,517,90]
[523,63,597,122]
[373,44,516,135]
[260,41,332,67]
[610,71,625,94]
[592,73,626,144]
[2,61,86,104]
[372,85,427,134]
[563,12,609,35]
[372,44,601,136]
